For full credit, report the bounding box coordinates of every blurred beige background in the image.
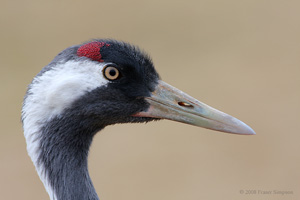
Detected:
[1,0,299,199]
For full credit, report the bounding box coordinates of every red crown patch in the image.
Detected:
[77,42,110,62]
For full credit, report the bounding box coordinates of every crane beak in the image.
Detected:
[133,80,255,135]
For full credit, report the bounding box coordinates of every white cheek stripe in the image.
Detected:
[22,60,109,200]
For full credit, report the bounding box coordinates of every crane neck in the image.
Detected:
[36,115,103,200]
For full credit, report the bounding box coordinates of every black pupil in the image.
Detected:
[109,69,116,77]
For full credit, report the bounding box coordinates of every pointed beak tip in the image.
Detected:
[236,124,256,135]
[247,128,256,135]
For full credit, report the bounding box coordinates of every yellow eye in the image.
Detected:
[103,66,120,80]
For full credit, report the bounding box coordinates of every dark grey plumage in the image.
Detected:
[23,39,160,200]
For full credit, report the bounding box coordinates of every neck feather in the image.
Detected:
[28,115,102,200]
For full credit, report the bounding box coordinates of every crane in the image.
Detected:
[22,39,255,200]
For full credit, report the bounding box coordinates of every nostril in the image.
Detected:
[178,101,194,108]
